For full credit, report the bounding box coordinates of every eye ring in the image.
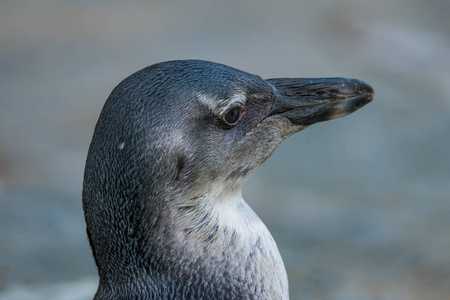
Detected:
[220,103,245,127]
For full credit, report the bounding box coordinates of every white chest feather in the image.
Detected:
[173,192,289,299]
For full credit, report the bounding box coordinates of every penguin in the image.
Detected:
[82,60,373,299]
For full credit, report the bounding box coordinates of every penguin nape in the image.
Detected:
[82,60,373,299]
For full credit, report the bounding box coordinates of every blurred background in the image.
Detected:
[1,0,449,299]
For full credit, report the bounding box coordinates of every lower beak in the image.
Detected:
[267,77,374,125]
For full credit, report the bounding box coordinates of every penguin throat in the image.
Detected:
[171,188,260,247]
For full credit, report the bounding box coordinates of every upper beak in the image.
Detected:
[267,77,374,125]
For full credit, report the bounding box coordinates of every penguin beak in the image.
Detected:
[266,78,374,125]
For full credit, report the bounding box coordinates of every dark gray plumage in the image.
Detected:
[82,60,373,299]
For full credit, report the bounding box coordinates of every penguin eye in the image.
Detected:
[220,104,245,127]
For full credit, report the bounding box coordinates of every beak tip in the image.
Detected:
[358,80,374,96]
[328,93,373,121]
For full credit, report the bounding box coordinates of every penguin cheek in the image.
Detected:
[237,118,302,167]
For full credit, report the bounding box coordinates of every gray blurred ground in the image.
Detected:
[1,1,450,299]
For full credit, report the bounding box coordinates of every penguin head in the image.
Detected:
[85,60,373,205]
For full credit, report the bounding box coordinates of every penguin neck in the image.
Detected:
[135,187,290,298]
